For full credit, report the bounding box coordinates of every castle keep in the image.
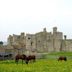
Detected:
[7,27,72,54]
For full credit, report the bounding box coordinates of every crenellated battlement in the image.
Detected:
[7,27,64,53]
[0,27,72,59]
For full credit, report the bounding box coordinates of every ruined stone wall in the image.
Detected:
[35,32,45,52]
[46,33,54,52]
[26,34,36,51]
[63,40,72,51]
[7,35,13,45]
[52,27,63,52]
[8,33,26,48]
[7,27,72,53]
[0,45,5,53]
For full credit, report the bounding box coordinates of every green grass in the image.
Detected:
[0,52,72,72]
[48,51,72,56]
[41,52,72,60]
[0,59,72,72]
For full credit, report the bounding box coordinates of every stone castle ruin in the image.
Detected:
[7,27,72,53]
[0,27,72,59]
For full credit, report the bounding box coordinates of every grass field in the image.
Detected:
[0,52,72,72]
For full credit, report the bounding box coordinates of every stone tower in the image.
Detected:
[7,27,72,53]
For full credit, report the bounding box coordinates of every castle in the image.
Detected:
[0,27,72,57]
[7,27,72,53]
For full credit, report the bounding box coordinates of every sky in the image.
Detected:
[0,0,72,42]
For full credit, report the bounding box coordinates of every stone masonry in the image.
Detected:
[7,27,72,54]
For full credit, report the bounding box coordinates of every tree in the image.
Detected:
[0,41,3,45]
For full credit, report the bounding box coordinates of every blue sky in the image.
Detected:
[0,0,72,41]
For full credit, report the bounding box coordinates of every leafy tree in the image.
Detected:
[0,41,3,45]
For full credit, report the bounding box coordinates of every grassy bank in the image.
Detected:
[0,59,72,72]
[0,52,72,72]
